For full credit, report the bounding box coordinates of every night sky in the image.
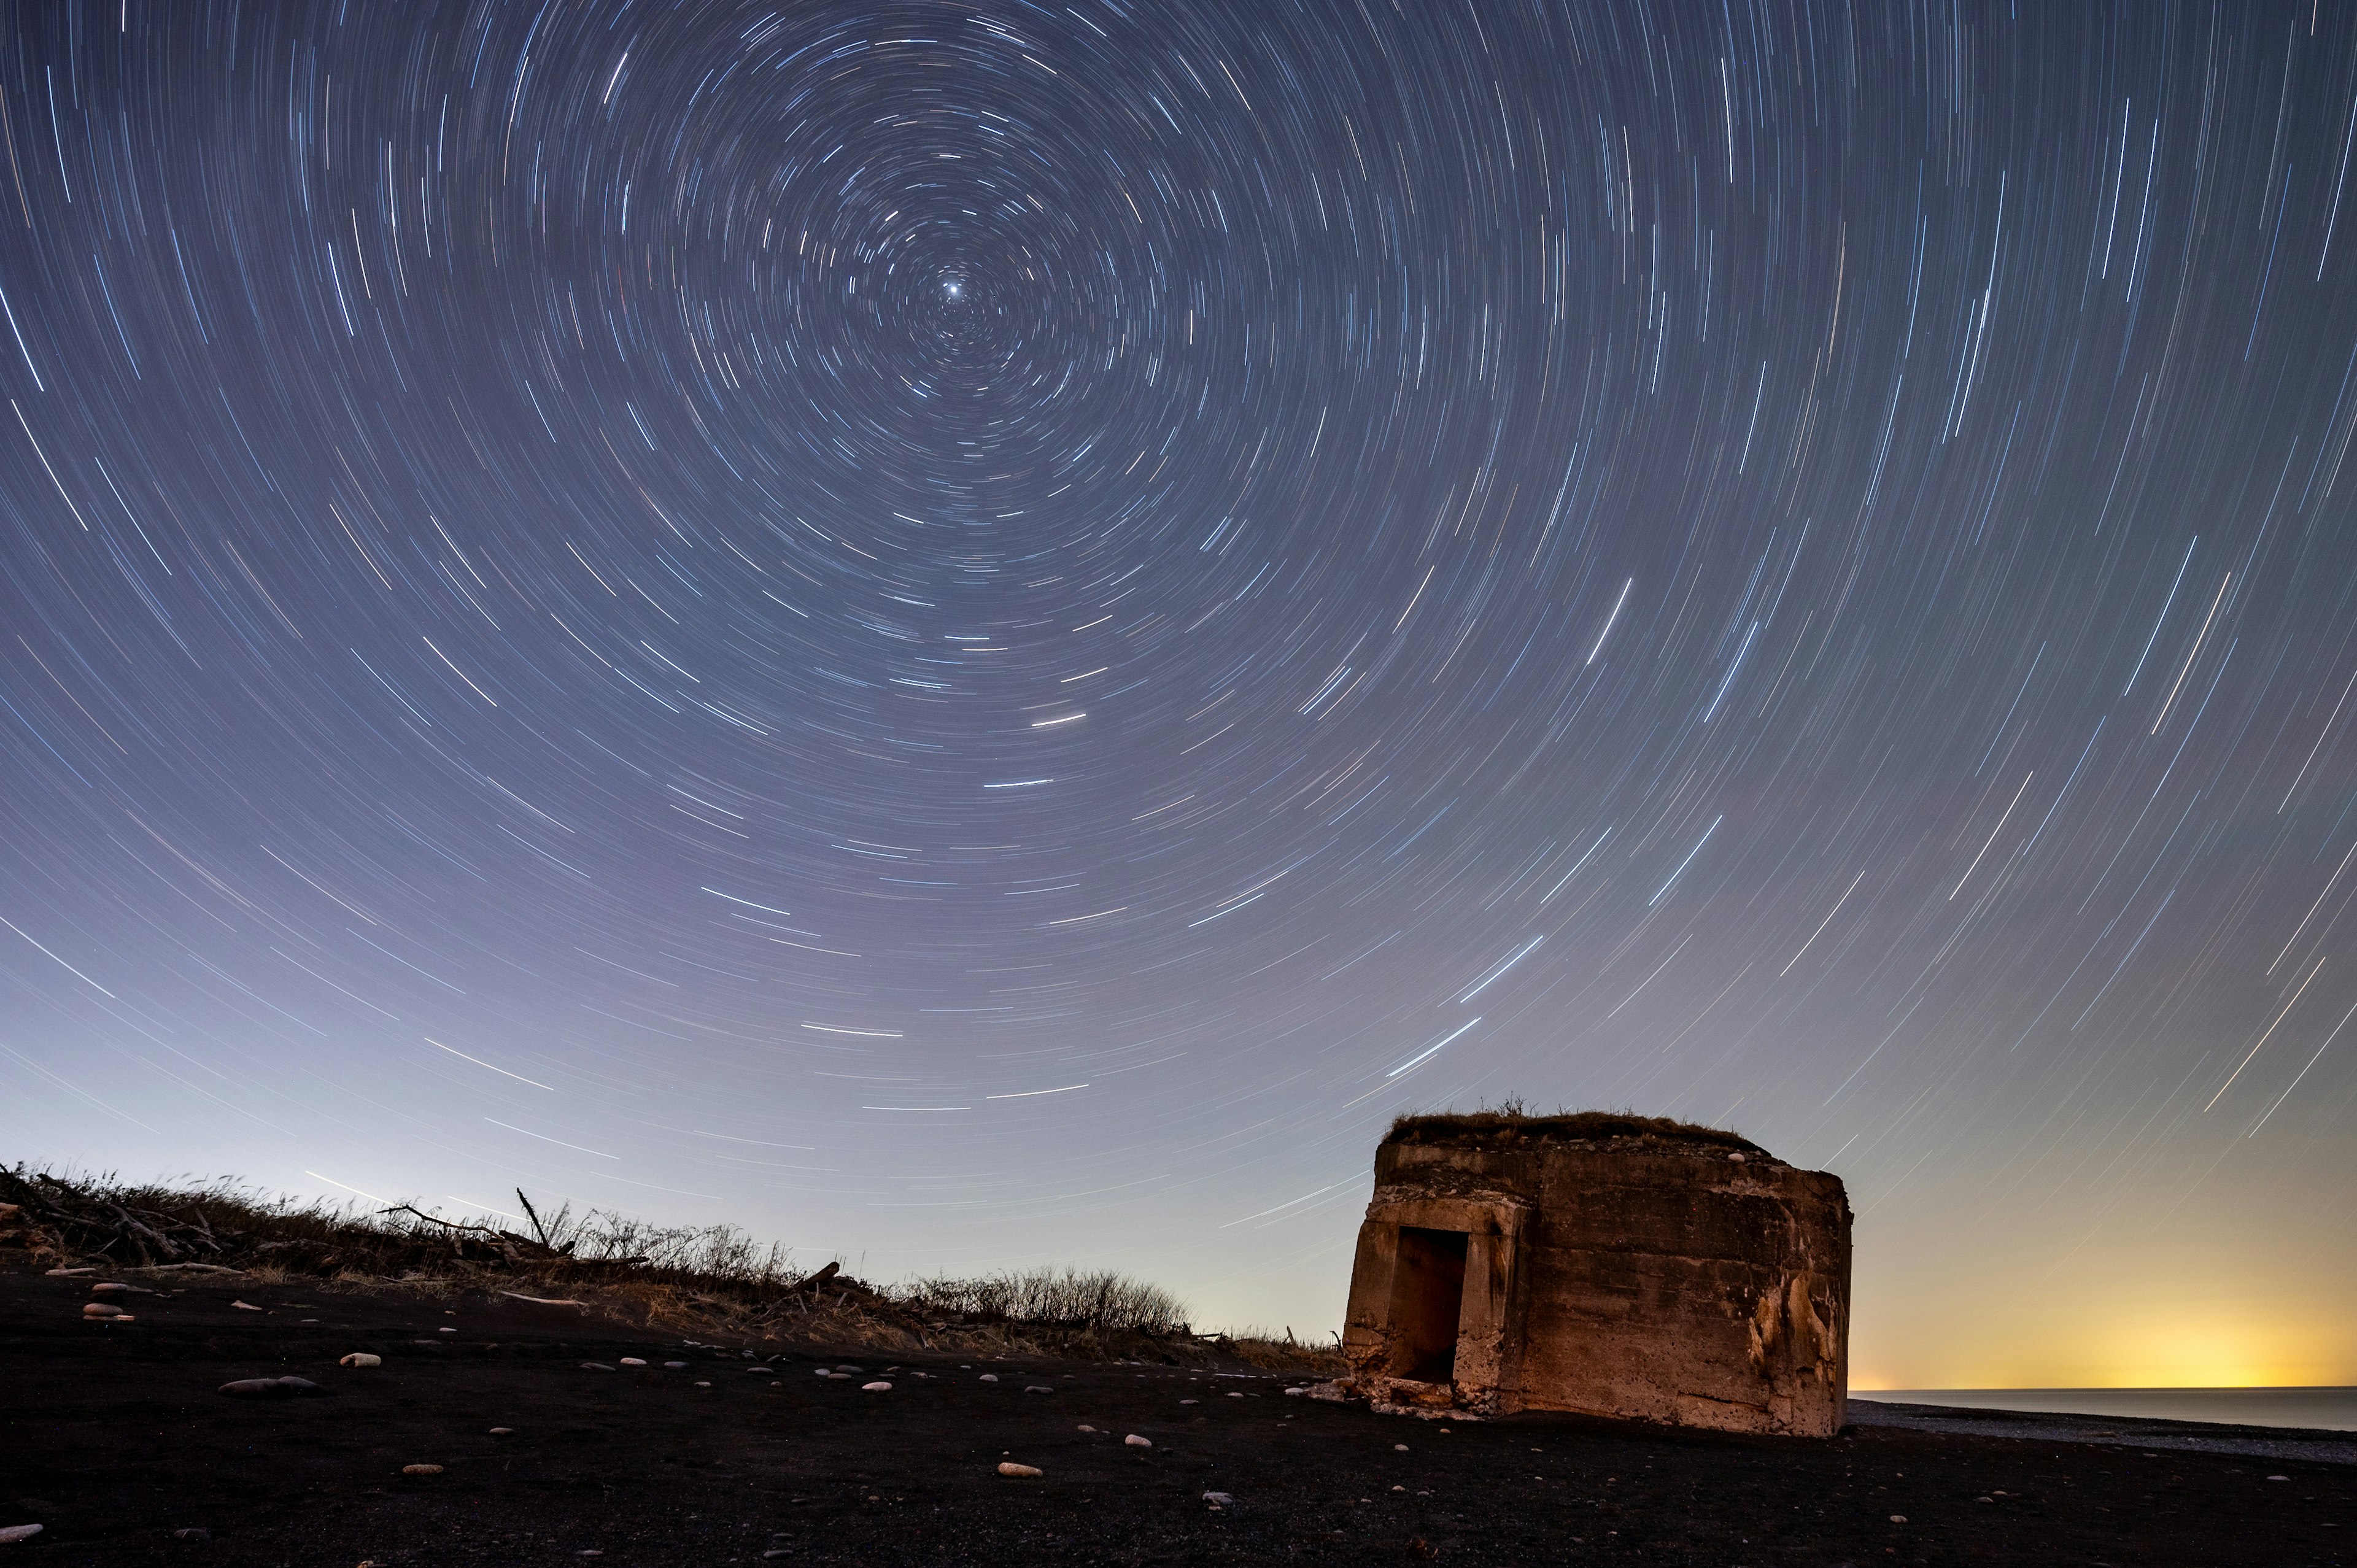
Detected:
[4,0,2355,1386]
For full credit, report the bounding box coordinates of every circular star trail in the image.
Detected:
[1,1,2353,1374]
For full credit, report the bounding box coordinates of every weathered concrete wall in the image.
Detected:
[1340,1128,1849,1437]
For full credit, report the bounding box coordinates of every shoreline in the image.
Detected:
[1851,1397,2357,1467]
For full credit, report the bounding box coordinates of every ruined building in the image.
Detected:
[1336,1111,1851,1436]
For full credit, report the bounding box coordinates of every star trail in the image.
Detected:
[3,0,2354,1383]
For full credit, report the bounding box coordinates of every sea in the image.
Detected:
[1856,1387,2357,1433]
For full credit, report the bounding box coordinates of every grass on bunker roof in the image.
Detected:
[1384,1101,1770,1156]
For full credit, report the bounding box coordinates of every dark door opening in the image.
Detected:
[1388,1227,1469,1382]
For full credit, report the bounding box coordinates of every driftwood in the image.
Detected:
[376,1204,532,1267]
[379,1204,503,1236]
[0,1168,657,1278]
[347,1197,647,1272]
[514,1188,575,1254]
[0,1170,235,1267]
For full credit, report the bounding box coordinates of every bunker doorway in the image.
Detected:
[1390,1226,1470,1382]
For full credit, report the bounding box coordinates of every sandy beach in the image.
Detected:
[6,1266,2345,1566]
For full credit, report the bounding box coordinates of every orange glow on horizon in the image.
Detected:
[1850,1306,2355,1391]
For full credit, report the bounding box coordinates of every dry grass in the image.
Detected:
[0,1165,1335,1372]
[894,1265,1188,1335]
[0,1164,803,1284]
[1385,1100,1768,1156]
[1213,1326,1349,1376]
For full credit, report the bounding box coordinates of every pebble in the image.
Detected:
[1226,1391,1244,1398]
[490,1427,514,1435]
[664,1361,689,1369]
[2268,1475,2291,1481]
[862,1381,892,1392]
[1024,1385,1056,1395]
[1124,1434,1152,1448]
[746,1366,773,1375]
[82,1302,123,1318]
[339,1353,382,1368]
[1179,1398,1199,1405]
[812,1368,833,1377]
[1077,1424,1097,1433]
[217,1377,318,1398]
[1728,1152,1747,1163]
[438,1327,456,1334]
[996,1462,1042,1479]
[695,1381,711,1388]
[0,1525,43,1544]
[300,1318,319,1326]
[618,1358,646,1367]
[1888,1515,1907,1524]
[401,1464,444,1477]
[1283,1386,1306,1396]
[1202,1491,1234,1508]
[834,1365,863,1374]
[91,1282,128,1294]
[231,1300,263,1311]
[1394,1443,1410,1451]
[580,1362,616,1372]
[978,1373,999,1382]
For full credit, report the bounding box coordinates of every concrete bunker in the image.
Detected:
[1337,1111,1851,1436]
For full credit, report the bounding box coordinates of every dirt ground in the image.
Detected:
[3,1267,2347,1566]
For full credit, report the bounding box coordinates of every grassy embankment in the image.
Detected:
[0,1164,1341,1373]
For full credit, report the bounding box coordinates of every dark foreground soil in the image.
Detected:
[3,1269,2347,1566]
